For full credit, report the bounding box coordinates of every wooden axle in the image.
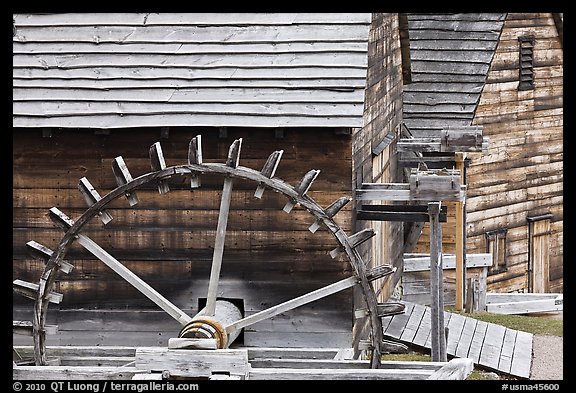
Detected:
[180,300,243,349]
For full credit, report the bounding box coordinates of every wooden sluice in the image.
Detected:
[381,300,533,379]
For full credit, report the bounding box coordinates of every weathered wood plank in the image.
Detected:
[399,302,426,342]
[14,13,372,26]
[384,302,414,339]
[479,323,506,370]
[455,317,478,359]
[412,306,432,348]
[510,330,533,379]
[13,112,364,129]
[12,66,368,81]
[13,52,369,70]
[13,366,147,380]
[467,320,488,363]
[486,298,562,314]
[498,328,517,374]
[135,347,249,378]
[445,312,466,355]
[404,253,492,272]
[248,367,436,380]
[13,23,371,43]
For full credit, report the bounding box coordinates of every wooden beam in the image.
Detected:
[428,202,447,362]
[403,253,492,272]
[356,182,466,202]
[135,348,248,379]
[13,366,148,380]
[205,138,242,317]
[455,152,466,311]
[357,207,447,222]
[248,368,435,380]
[225,276,358,335]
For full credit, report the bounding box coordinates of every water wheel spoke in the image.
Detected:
[224,275,358,335]
[76,234,192,326]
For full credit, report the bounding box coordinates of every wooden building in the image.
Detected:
[13,13,386,349]
[400,13,563,300]
[13,13,410,354]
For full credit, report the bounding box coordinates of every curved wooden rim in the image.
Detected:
[32,150,382,367]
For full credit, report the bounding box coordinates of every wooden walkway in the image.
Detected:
[382,301,533,379]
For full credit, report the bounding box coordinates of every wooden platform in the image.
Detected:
[382,301,533,379]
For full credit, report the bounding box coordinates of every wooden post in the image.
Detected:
[428,201,447,362]
[455,152,466,311]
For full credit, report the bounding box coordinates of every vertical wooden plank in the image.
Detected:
[467,320,488,363]
[455,317,477,359]
[446,312,466,355]
[428,201,446,362]
[498,328,517,374]
[510,330,533,379]
[479,323,506,370]
[455,153,466,310]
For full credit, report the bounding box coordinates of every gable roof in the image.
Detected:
[402,13,506,137]
[13,13,371,129]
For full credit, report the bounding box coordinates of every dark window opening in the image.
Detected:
[518,36,535,91]
[486,228,508,275]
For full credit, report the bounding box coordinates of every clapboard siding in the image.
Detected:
[467,13,563,293]
[13,13,371,128]
[403,13,505,134]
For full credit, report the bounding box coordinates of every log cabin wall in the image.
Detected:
[13,13,372,348]
[467,13,563,293]
[354,13,405,306]
[402,13,506,260]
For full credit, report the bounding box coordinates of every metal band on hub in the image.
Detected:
[178,317,229,349]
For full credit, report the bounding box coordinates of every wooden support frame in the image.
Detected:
[357,204,447,222]
[356,182,466,202]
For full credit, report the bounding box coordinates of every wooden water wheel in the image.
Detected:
[13,136,400,368]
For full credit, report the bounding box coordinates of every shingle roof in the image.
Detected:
[403,13,506,137]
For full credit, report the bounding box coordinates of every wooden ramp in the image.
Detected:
[382,301,533,379]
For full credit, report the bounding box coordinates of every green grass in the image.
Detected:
[446,307,563,336]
